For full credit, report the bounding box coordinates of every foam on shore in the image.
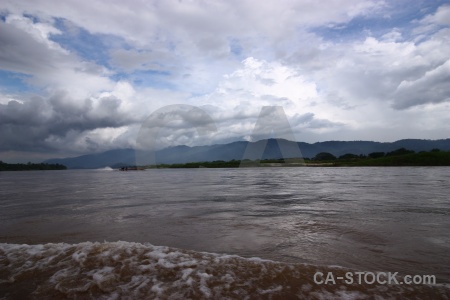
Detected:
[1,241,449,299]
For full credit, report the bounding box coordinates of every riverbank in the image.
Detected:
[143,150,450,168]
[0,161,67,171]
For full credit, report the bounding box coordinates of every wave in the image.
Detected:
[95,167,114,171]
[1,241,449,299]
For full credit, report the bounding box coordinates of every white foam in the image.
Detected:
[259,285,283,294]
[96,167,114,171]
[1,241,449,299]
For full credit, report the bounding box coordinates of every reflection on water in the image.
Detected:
[0,167,449,283]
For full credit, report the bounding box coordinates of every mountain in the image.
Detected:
[43,149,136,169]
[43,138,450,169]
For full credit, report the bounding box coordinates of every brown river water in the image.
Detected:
[1,167,449,298]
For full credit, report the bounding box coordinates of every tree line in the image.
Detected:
[312,148,450,166]
[148,148,450,168]
[310,147,422,161]
[0,161,67,171]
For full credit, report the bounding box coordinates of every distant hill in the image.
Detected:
[43,138,450,169]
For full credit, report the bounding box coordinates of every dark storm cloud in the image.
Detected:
[0,92,137,152]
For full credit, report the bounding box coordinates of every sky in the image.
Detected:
[1,0,450,162]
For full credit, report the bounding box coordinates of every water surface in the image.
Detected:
[1,167,449,285]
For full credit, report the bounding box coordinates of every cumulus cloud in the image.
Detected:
[1,0,385,44]
[0,92,137,153]
[0,0,387,92]
[0,17,113,99]
[393,59,450,109]
[0,0,449,161]
[284,27,450,112]
[416,4,450,34]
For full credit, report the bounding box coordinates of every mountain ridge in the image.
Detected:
[43,138,450,169]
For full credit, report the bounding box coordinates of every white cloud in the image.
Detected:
[219,57,318,103]
[0,0,449,161]
[394,59,450,109]
[5,14,64,51]
[420,4,450,27]
[0,17,113,99]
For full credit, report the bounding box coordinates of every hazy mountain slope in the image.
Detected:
[44,138,450,169]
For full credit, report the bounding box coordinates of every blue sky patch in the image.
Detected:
[49,18,119,68]
[112,69,174,90]
[0,70,36,93]
[22,13,40,23]
[312,0,446,42]
[229,38,243,58]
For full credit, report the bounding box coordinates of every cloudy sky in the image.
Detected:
[1,0,449,162]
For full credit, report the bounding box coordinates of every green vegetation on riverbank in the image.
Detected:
[147,148,450,168]
[0,161,67,171]
[337,150,450,166]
